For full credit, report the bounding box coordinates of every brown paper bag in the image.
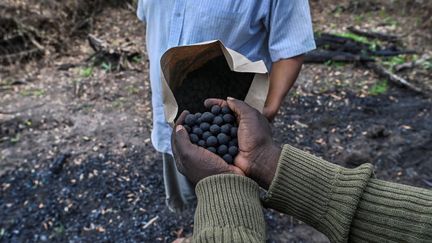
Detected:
[160,40,269,125]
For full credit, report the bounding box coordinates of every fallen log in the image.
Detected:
[347,26,399,42]
[304,50,374,63]
[365,62,424,94]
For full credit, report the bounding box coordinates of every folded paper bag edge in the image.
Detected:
[160,40,269,126]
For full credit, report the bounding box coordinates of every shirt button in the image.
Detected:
[175,12,181,17]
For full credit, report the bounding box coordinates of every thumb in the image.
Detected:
[172,125,193,152]
[227,97,256,119]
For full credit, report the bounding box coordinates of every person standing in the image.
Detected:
[137,1,315,212]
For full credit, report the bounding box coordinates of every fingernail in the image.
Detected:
[227,97,235,100]
[176,125,183,132]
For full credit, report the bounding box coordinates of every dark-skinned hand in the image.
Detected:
[204,97,281,189]
[171,110,245,185]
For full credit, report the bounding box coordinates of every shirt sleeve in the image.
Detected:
[136,0,146,22]
[266,0,316,62]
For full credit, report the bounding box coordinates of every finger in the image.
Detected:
[175,110,190,126]
[226,97,256,119]
[204,98,228,109]
[172,125,201,160]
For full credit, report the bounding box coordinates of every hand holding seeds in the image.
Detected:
[172,97,281,187]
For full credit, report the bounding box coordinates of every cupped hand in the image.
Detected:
[171,110,244,185]
[204,97,281,189]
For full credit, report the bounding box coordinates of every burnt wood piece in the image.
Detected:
[304,50,374,63]
[347,26,399,42]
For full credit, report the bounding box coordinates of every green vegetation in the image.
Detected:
[126,85,140,95]
[369,80,388,95]
[20,88,46,97]
[382,56,407,71]
[131,55,142,63]
[10,134,20,144]
[334,32,380,50]
[80,67,93,77]
[101,62,112,72]
[324,60,346,68]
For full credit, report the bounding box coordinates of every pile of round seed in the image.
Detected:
[182,105,238,164]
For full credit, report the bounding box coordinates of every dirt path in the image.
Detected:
[1,4,432,243]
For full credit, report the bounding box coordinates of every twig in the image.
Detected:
[394,55,431,72]
[142,216,159,229]
[365,62,424,95]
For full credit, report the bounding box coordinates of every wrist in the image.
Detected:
[250,143,281,189]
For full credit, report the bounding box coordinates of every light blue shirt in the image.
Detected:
[137,0,316,154]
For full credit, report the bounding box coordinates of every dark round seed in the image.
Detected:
[190,134,199,143]
[198,140,206,147]
[200,122,210,131]
[230,127,238,138]
[201,112,214,123]
[202,131,212,140]
[183,125,191,133]
[223,154,233,164]
[206,136,218,147]
[185,114,196,125]
[228,146,238,156]
[223,114,235,123]
[218,144,228,155]
[209,124,221,135]
[194,113,202,120]
[207,146,217,153]
[192,127,203,136]
[217,133,230,145]
[221,106,231,115]
[212,116,224,125]
[221,124,232,134]
[229,138,238,147]
[211,105,221,115]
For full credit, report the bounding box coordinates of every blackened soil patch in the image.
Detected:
[0,150,194,242]
[274,88,432,187]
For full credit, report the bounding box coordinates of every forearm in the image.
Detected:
[193,174,266,243]
[263,144,432,242]
[265,55,303,114]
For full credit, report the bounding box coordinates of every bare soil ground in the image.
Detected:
[1,1,431,242]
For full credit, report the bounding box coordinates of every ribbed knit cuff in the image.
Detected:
[263,145,373,243]
[194,174,265,242]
